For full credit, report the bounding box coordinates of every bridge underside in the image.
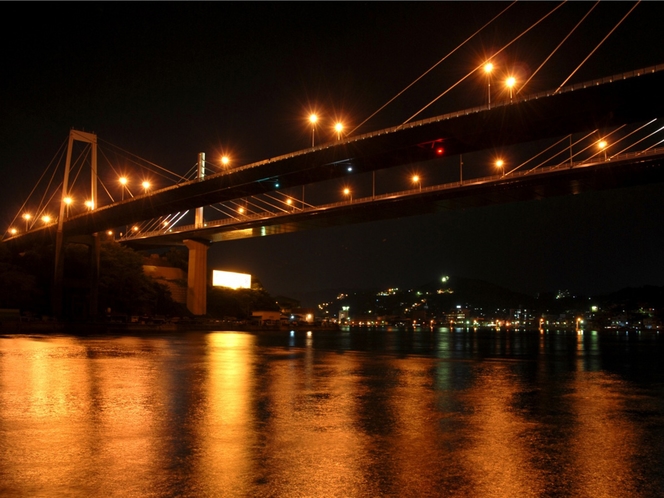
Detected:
[123,153,664,248]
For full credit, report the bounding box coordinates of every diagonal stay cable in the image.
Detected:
[349,1,517,136]
[404,1,566,124]
[518,1,599,94]
[98,138,189,182]
[10,136,67,229]
[554,1,640,93]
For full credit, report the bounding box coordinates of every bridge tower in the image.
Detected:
[53,130,100,319]
[195,152,205,228]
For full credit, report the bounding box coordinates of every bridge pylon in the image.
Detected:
[183,238,210,316]
[53,130,99,319]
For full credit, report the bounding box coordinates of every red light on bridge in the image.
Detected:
[435,147,444,156]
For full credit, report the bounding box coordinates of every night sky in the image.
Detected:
[2,2,664,305]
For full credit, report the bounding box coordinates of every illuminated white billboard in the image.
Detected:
[212,270,251,289]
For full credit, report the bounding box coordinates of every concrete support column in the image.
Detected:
[183,238,210,316]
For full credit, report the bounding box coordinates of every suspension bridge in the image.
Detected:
[4,2,664,318]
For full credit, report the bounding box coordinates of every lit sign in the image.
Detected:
[212,270,251,289]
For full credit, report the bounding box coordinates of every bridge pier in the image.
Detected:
[53,233,100,320]
[183,238,210,316]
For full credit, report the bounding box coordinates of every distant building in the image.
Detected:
[275,296,301,313]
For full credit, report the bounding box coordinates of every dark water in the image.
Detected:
[1,328,663,497]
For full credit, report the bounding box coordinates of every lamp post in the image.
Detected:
[221,156,230,167]
[334,122,343,141]
[506,76,516,101]
[142,181,151,193]
[496,159,505,176]
[309,114,318,147]
[598,140,608,161]
[119,177,128,201]
[64,196,73,218]
[412,175,421,192]
[484,62,494,107]
[343,187,352,202]
[22,213,31,231]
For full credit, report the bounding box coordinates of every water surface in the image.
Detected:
[1,328,663,497]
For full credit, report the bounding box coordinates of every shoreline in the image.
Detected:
[1,320,660,336]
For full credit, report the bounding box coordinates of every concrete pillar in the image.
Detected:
[184,238,210,315]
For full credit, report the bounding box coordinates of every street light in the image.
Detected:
[506,76,516,101]
[598,140,608,160]
[334,122,344,141]
[22,213,32,231]
[221,156,230,167]
[484,62,494,107]
[309,114,318,147]
[64,196,73,218]
[85,200,94,210]
[142,181,151,192]
[496,159,505,176]
[42,215,51,224]
[343,187,352,202]
[9,228,17,235]
[119,176,128,200]
[412,175,421,191]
